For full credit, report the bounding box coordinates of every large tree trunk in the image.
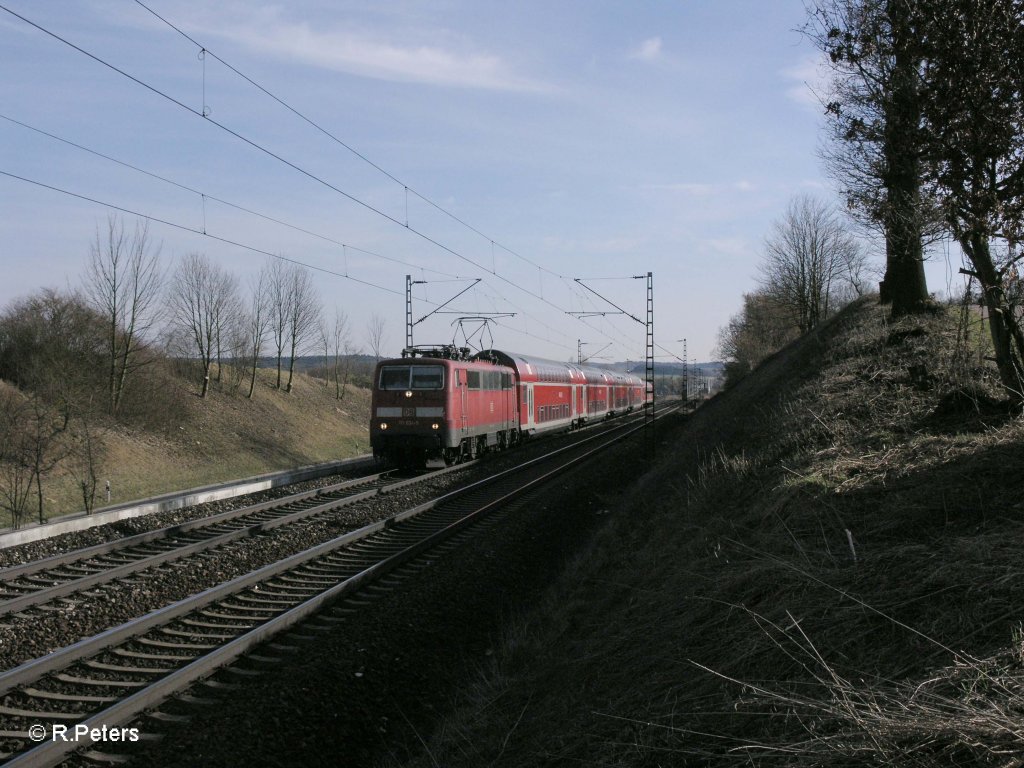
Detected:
[881,0,930,316]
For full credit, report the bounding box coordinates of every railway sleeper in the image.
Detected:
[84,660,173,675]
[53,674,148,689]
[112,648,197,663]
[147,711,192,723]
[243,654,283,664]
[80,749,133,764]
[0,704,81,720]
[160,627,235,642]
[136,636,218,652]
[21,688,117,704]
[198,608,265,622]
[249,587,318,599]
[231,593,303,607]
[223,667,262,677]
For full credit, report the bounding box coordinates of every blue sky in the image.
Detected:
[1,0,941,365]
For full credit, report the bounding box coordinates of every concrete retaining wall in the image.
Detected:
[0,454,376,550]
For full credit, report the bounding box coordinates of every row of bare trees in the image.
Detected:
[0,215,386,527]
[165,254,361,400]
[79,215,367,404]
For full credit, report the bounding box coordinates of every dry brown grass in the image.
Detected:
[7,366,370,524]
[382,298,1024,767]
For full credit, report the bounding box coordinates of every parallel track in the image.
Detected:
[0,406,673,766]
[0,406,657,619]
[0,470,425,618]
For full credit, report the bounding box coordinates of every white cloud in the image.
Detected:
[629,36,663,61]
[782,55,830,110]
[639,181,757,197]
[205,9,550,92]
[703,236,752,260]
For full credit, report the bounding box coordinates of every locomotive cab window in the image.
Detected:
[379,365,445,390]
[411,366,444,389]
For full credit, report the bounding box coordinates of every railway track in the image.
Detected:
[0,405,659,622]
[0,406,672,766]
[0,469,419,619]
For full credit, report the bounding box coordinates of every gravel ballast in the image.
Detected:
[120,414,686,767]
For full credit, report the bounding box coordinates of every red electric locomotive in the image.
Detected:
[369,346,648,468]
[370,347,518,467]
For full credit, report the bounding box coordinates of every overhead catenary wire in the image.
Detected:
[0,112,465,281]
[132,1,640,352]
[3,3,654,359]
[0,166,584,356]
[131,0,568,283]
[0,3,585,322]
[0,169,403,297]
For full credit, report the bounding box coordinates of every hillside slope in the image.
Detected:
[390,298,1024,767]
[25,369,371,523]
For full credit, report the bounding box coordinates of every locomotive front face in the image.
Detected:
[371,362,449,463]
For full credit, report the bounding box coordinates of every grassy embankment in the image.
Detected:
[8,369,371,525]
[390,297,1024,766]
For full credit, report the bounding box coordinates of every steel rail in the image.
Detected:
[0,468,469,618]
[0,407,672,767]
[0,405,659,617]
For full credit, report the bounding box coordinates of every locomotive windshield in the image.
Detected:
[379,365,445,390]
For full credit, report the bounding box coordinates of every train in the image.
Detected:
[370,346,648,467]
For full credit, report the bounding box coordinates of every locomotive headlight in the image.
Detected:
[379,422,388,430]
[431,422,440,430]
[405,390,413,398]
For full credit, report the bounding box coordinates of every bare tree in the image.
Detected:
[25,395,67,523]
[245,265,272,399]
[760,195,865,332]
[83,215,164,414]
[0,389,33,528]
[366,313,388,363]
[68,406,103,514]
[266,259,287,389]
[212,278,242,390]
[331,310,353,400]
[284,265,321,393]
[169,253,238,398]
[317,317,331,390]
